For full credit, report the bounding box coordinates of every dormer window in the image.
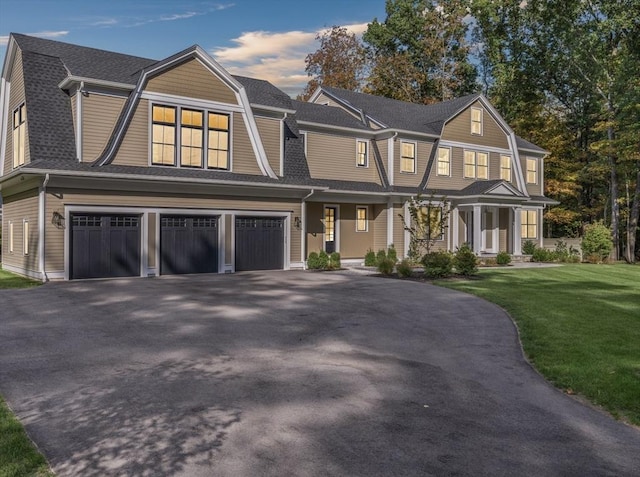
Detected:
[526,158,538,184]
[356,139,368,167]
[13,103,26,168]
[500,155,512,181]
[180,109,204,168]
[152,105,176,166]
[471,107,483,135]
[400,141,416,173]
[208,112,229,170]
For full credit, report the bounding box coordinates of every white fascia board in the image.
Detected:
[58,76,136,91]
[0,78,9,176]
[250,103,296,115]
[375,128,439,140]
[438,139,511,155]
[312,87,388,129]
[140,91,244,113]
[518,147,548,155]
[1,36,18,82]
[296,120,375,137]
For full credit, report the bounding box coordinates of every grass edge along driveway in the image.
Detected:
[437,264,640,427]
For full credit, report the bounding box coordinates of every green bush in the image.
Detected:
[396,259,413,278]
[453,244,478,276]
[581,222,613,263]
[307,252,320,269]
[555,240,581,263]
[496,251,511,265]
[387,244,398,263]
[318,250,330,269]
[376,249,387,264]
[422,251,453,279]
[329,252,341,270]
[531,247,557,262]
[364,249,377,266]
[377,257,395,276]
[522,240,537,255]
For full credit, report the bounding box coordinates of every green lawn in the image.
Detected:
[437,264,640,426]
[0,397,53,477]
[0,269,41,289]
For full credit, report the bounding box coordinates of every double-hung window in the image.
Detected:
[526,158,537,184]
[471,107,483,135]
[400,141,416,173]
[356,206,368,232]
[152,105,177,165]
[13,103,26,168]
[500,155,512,181]
[464,150,488,179]
[180,109,203,168]
[356,140,368,167]
[23,220,29,255]
[8,222,14,253]
[521,210,537,239]
[208,112,230,170]
[437,147,450,176]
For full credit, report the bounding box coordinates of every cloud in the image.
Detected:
[91,19,118,27]
[159,12,199,22]
[128,4,235,27]
[1,30,69,46]
[212,23,368,96]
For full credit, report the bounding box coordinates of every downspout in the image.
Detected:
[76,81,84,161]
[39,173,50,282]
[301,189,315,269]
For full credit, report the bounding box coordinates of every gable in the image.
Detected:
[145,58,238,105]
[489,183,519,196]
[441,100,509,150]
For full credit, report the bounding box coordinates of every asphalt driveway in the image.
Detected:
[1,271,639,476]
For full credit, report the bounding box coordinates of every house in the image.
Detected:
[0,34,556,280]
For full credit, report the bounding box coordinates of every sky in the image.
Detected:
[0,0,387,96]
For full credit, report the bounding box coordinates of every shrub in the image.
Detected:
[581,222,613,263]
[453,244,478,276]
[318,250,330,269]
[307,252,320,270]
[377,257,395,276]
[329,252,341,270]
[376,249,387,264]
[496,251,511,265]
[396,259,413,278]
[422,251,453,279]
[522,240,537,255]
[364,249,377,266]
[387,245,398,263]
[555,240,581,263]
[531,247,557,262]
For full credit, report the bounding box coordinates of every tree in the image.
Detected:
[298,26,366,101]
[363,0,477,104]
[400,192,450,261]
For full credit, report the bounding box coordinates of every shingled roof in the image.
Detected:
[292,100,371,131]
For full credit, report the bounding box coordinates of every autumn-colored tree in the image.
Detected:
[363,0,477,104]
[298,26,366,101]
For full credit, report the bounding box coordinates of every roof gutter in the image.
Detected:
[58,76,136,91]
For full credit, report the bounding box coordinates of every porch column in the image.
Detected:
[513,206,522,255]
[473,205,482,254]
[451,206,459,252]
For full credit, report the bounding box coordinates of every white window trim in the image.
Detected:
[471,107,483,136]
[356,139,369,168]
[526,157,538,184]
[8,221,14,254]
[12,102,26,169]
[23,219,29,255]
[301,131,308,157]
[400,140,417,174]
[500,154,512,182]
[148,102,233,172]
[463,149,489,180]
[355,205,368,232]
[437,146,452,177]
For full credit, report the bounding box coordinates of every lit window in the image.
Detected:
[23,220,29,255]
[526,158,537,184]
[13,103,26,168]
[437,147,450,176]
[356,140,368,167]
[356,206,368,232]
[471,107,483,135]
[180,109,203,168]
[400,141,416,173]
[8,222,14,253]
[152,105,176,166]
[464,150,489,179]
[208,112,230,170]
[500,155,512,181]
[521,210,537,239]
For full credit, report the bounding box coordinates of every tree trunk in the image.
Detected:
[608,121,620,261]
[625,166,640,263]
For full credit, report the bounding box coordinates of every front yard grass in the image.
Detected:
[436,264,640,426]
[0,269,41,289]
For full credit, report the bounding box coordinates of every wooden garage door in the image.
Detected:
[71,214,141,279]
[235,217,284,271]
[160,215,218,275]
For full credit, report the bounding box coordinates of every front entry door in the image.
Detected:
[324,206,336,253]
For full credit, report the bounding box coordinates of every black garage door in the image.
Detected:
[235,217,284,271]
[160,215,218,275]
[71,214,141,279]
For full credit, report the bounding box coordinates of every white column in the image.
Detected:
[513,206,522,255]
[387,199,394,248]
[473,205,482,254]
[451,206,459,251]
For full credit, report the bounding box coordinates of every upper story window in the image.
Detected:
[356,206,368,232]
[13,103,27,168]
[464,150,489,179]
[471,107,483,135]
[526,158,538,184]
[180,109,203,168]
[437,147,451,176]
[521,209,537,239]
[400,141,416,174]
[356,140,368,167]
[500,155,512,181]
[152,105,176,166]
[151,104,230,170]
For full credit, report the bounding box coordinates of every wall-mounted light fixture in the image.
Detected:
[52,211,65,229]
[294,216,301,229]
